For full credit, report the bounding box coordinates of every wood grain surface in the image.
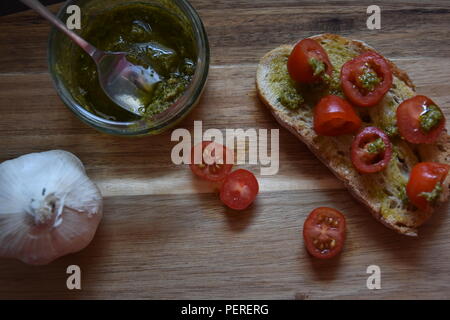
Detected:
[1,0,450,300]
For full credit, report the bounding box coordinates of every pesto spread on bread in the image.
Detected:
[256,34,450,236]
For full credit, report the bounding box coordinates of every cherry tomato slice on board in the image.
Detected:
[190,141,234,182]
[287,39,333,83]
[397,95,446,144]
[220,169,259,210]
[351,127,393,174]
[303,207,346,259]
[341,51,393,107]
[313,95,362,136]
[406,162,449,211]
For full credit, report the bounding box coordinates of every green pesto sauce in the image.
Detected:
[383,125,399,138]
[269,55,304,109]
[308,57,325,77]
[321,70,343,97]
[420,182,443,203]
[358,66,381,92]
[366,137,385,154]
[71,3,197,121]
[420,104,443,132]
[278,89,304,110]
[398,186,409,205]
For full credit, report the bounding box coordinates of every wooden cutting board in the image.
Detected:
[0,0,450,299]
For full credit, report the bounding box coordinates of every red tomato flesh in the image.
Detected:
[397,95,446,144]
[287,39,333,83]
[406,162,449,211]
[190,141,234,182]
[351,126,393,173]
[341,51,393,107]
[220,169,259,210]
[313,95,362,136]
[303,207,346,259]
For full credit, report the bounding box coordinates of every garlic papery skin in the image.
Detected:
[0,150,103,265]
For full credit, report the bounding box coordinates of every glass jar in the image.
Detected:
[48,0,210,136]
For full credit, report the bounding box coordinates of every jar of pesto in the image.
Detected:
[48,0,209,136]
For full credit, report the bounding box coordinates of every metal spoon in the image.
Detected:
[21,0,161,116]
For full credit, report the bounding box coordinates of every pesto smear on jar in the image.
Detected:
[71,3,197,121]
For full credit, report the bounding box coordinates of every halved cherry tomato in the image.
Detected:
[351,126,393,173]
[313,95,362,136]
[303,207,346,259]
[190,141,234,182]
[220,169,259,210]
[341,51,393,107]
[397,95,446,144]
[406,162,449,211]
[287,39,333,83]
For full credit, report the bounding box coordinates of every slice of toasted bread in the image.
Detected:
[256,34,450,236]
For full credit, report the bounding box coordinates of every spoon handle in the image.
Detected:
[20,0,103,61]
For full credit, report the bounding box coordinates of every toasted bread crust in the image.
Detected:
[256,34,450,236]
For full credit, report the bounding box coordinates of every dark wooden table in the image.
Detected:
[0,0,450,299]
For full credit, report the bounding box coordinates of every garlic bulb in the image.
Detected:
[0,150,103,265]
